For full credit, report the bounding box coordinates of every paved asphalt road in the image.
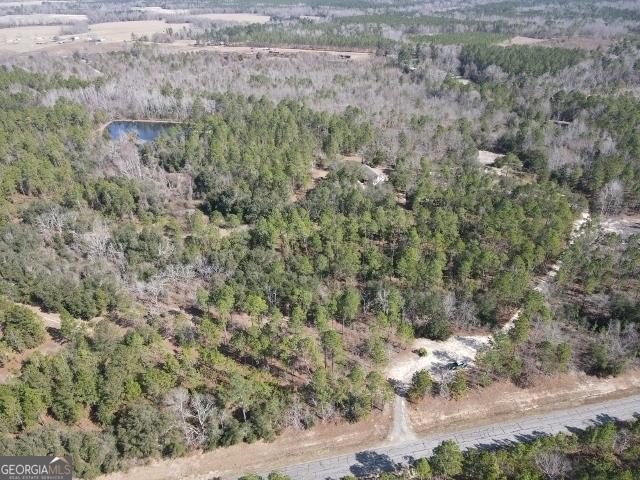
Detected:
[277,394,640,480]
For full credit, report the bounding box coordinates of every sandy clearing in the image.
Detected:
[311,166,329,179]
[289,166,329,203]
[341,153,363,163]
[600,214,640,239]
[0,303,63,383]
[0,13,86,26]
[388,335,492,385]
[409,367,640,434]
[535,211,590,295]
[188,13,270,24]
[16,302,61,329]
[499,35,545,46]
[0,336,61,382]
[498,36,611,51]
[477,149,503,166]
[477,149,532,179]
[218,223,250,238]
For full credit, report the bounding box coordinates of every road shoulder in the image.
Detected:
[409,368,640,434]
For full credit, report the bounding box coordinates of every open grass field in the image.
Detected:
[0,13,86,26]
[132,6,188,15]
[0,19,189,53]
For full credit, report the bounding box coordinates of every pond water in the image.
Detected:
[106,121,177,142]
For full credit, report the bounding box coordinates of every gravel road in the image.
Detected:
[277,394,640,479]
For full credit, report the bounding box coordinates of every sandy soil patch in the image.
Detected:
[312,166,329,179]
[189,13,270,24]
[477,149,538,181]
[0,336,61,382]
[218,223,250,238]
[499,35,545,46]
[0,13,86,26]
[477,149,504,166]
[386,395,417,444]
[477,150,512,177]
[289,166,329,203]
[99,405,392,480]
[409,368,640,434]
[600,214,640,239]
[499,35,612,51]
[0,303,63,383]
[389,335,491,385]
[17,303,62,329]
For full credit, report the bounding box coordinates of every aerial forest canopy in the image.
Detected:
[0,0,639,478]
[0,63,583,474]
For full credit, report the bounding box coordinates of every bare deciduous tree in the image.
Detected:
[535,450,571,480]
[34,207,69,237]
[167,388,220,448]
[598,179,624,216]
[282,394,309,430]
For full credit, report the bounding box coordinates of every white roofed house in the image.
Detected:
[361,164,387,186]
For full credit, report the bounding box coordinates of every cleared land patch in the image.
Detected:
[0,303,63,383]
[499,35,545,46]
[133,6,188,15]
[167,41,373,59]
[600,214,640,239]
[0,13,86,26]
[0,20,189,53]
[188,13,270,24]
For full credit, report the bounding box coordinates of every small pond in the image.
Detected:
[106,121,179,142]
